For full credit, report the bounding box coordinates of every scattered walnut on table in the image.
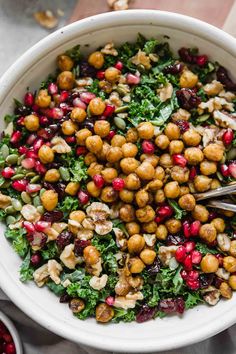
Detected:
[33,10,58,30]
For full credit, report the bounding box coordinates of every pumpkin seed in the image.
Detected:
[227,148,236,161]
[114,117,126,130]
[0,180,10,188]
[21,192,32,204]
[39,188,46,197]
[14,213,22,222]
[114,105,129,114]
[11,173,25,180]
[33,196,41,207]
[6,154,18,165]
[26,172,36,178]
[59,167,70,181]
[30,175,40,183]
[37,206,44,214]
[11,199,22,211]
[5,206,16,214]
[17,155,25,165]
[0,144,9,158]
[6,215,16,225]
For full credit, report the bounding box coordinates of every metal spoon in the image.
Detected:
[206,199,236,213]
[194,183,236,201]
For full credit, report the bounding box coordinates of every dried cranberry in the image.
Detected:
[80,118,94,132]
[214,276,224,289]
[74,239,91,256]
[199,273,214,289]
[216,66,236,91]
[59,293,72,303]
[178,47,194,63]
[175,297,185,314]
[56,230,73,250]
[136,304,158,323]
[41,210,64,222]
[24,92,34,106]
[78,190,90,204]
[114,61,123,71]
[176,88,201,110]
[175,120,190,133]
[30,253,42,267]
[146,257,161,275]
[222,129,234,145]
[159,299,176,314]
[163,63,183,74]
[80,61,97,78]
[76,146,87,156]
[166,234,185,246]
[14,104,31,116]
[55,182,66,200]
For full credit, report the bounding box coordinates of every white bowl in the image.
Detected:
[0,311,23,354]
[0,10,236,353]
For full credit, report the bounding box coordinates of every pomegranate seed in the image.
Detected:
[80,92,96,104]
[12,179,28,191]
[103,104,115,117]
[183,254,192,271]
[183,221,191,238]
[23,221,35,233]
[59,102,72,114]
[96,71,105,80]
[24,92,34,106]
[3,333,12,343]
[186,279,200,290]
[154,215,164,223]
[158,205,173,218]
[126,73,140,85]
[220,164,229,177]
[17,116,25,126]
[115,61,123,70]
[18,146,28,155]
[216,254,224,267]
[5,342,16,354]
[51,107,64,120]
[26,133,37,145]
[26,184,41,193]
[191,250,202,264]
[78,190,90,204]
[35,160,47,175]
[105,296,115,306]
[175,246,187,263]
[190,220,201,237]
[172,154,187,167]
[175,120,190,133]
[188,270,199,280]
[228,163,236,178]
[39,116,49,126]
[93,174,105,188]
[35,221,51,232]
[30,253,42,266]
[196,54,208,67]
[107,130,116,140]
[142,140,155,154]
[10,131,22,144]
[48,82,58,95]
[65,136,76,144]
[222,129,234,145]
[1,167,15,179]
[32,104,39,112]
[76,146,87,156]
[59,90,69,102]
[26,150,38,159]
[184,241,195,253]
[180,269,188,280]
[72,97,87,109]
[112,177,125,191]
[189,166,197,180]
[21,158,35,170]
[33,138,44,152]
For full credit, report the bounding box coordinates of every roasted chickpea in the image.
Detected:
[140,249,156,265]
[210,179,221,190]
[125,173,141,191]
[211,218,225,233]
[220,210,234,217]
[70,107,87,123]
[115,278,131,296]
[120,158,140,174]
[179,186,190,196]
[137,122,154,139]
[89,97,106,116]
[200,160,217,176]
[76,128,92,145]
[119,204,135,222]
[171,166,189,184]
[35,89,51,108]
[86,135,103,153]
[136,161,155,180]
[155,189,166,204]
[86,181,101,197]
[140,154,159,167]
[164,181,180,199]
[159,153,173,168]
[57,71,74,90]
[155,166,165,180]
[69,298,85,314]
[69,210,86,223]
[44,169,60,183]
[178,194,196,211]
[111,134,126,147]
[192,204,209,222]
[96,303,114,323]
[156,224,168,240]
[101,167,118,183]
[129,257,145,273]
[200,254,219,273]
[65,182,80,196]
[155,134,170,150]
[135,189,149,208]
[229,275,236,290]
[106,146,123,163]
[84,152,97,166]
[184,147,204,165]
[96,141,110,161]
[142,221,157,233]
[126,127,138,143]
[87,162,103,177]
[136,205,155,223]
[180,70,198,88]
[147,179,163,191]
[122,143,138,157]
[164,123,180,140]
[126,222,140,236]
[57,54,74,71]
[24,114,39,132]
[38,145,54,164]
[165,218,182,234]
[194,175,212,192]
[203,143,224,162]
[105,67,121,82]
[223,256,236,273]
[199,224,217,243]
[220,282,232,299]
[169,140,184,155]
[119,189,134,203]
[128,234,145,254]
[182,129,201,146]
[100,186,118,203]
[88,51,104,69]
[61,120,77,135]
[41,190,58,211]
[83,245,100,265]
[230,240,236,257]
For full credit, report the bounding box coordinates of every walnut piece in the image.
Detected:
[95,220,113,235]
[202,286,220,306]
[76,77,93,87]
[77,229,93,240]
[86,202,110,221]
[216,268,230,281]
[158,245,178,266]
[172,108,191,122]
[219,90,236,102]
[48,259,62,284]
[21,204,41,222]
[143,234,156,247]
[88,258,102,276]
[89,274,108,290]
[203,80,223,96]
[101,42,118,56]
[82,218,95,230]
[217,233,231,252]
[131,50,151,70]
[213,110,236,130]
[198,97,234,113]
[51,136,71,154]
[114,291,143,309]
[60,244,79,269]
[114,0,129,10]
[157,83,173,102]
[33,264,49,287]
[0,193,11,209]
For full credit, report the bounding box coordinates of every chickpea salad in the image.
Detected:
[1,34,236,324]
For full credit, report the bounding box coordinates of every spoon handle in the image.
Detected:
[206,200,236,213]
[194,184,236,201]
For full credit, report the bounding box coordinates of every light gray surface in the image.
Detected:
[0,1,235,353]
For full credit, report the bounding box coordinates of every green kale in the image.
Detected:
[5,228,28,257]
[0,209,6,221]
[62,269,86,282]
[65,45,82,62]
[143,39,159,54]
[185,292,203,309]
[148,283,160,307]
[58,196,79,218]
[47,281,65,296]
[68,156,88,183]
[195,242,218,255]
[4,114,18,124]
[172,266,184,293]
[41,242,59,260]
[193,61,215,83]
[92,234,118,274]
[112,308,136,323]
[86,79,106,99]
[168,199,186,220]
[20,251,34,282]
[40,74,56,89]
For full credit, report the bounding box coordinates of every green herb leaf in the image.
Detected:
[5,228,28,257]
[41,242,59,260]
[58,196,79,218]
[185,292,203,309]
[47,281,65,296]
[68,156,88,183]
[195,242,218,255]
[20,251,34,282]
[112,308,136,323]
[168,199,186,220]
[143,39,159,54]
[65,45,81,62]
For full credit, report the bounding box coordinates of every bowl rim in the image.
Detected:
[0,9,236,353]
[0,311,23,354]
